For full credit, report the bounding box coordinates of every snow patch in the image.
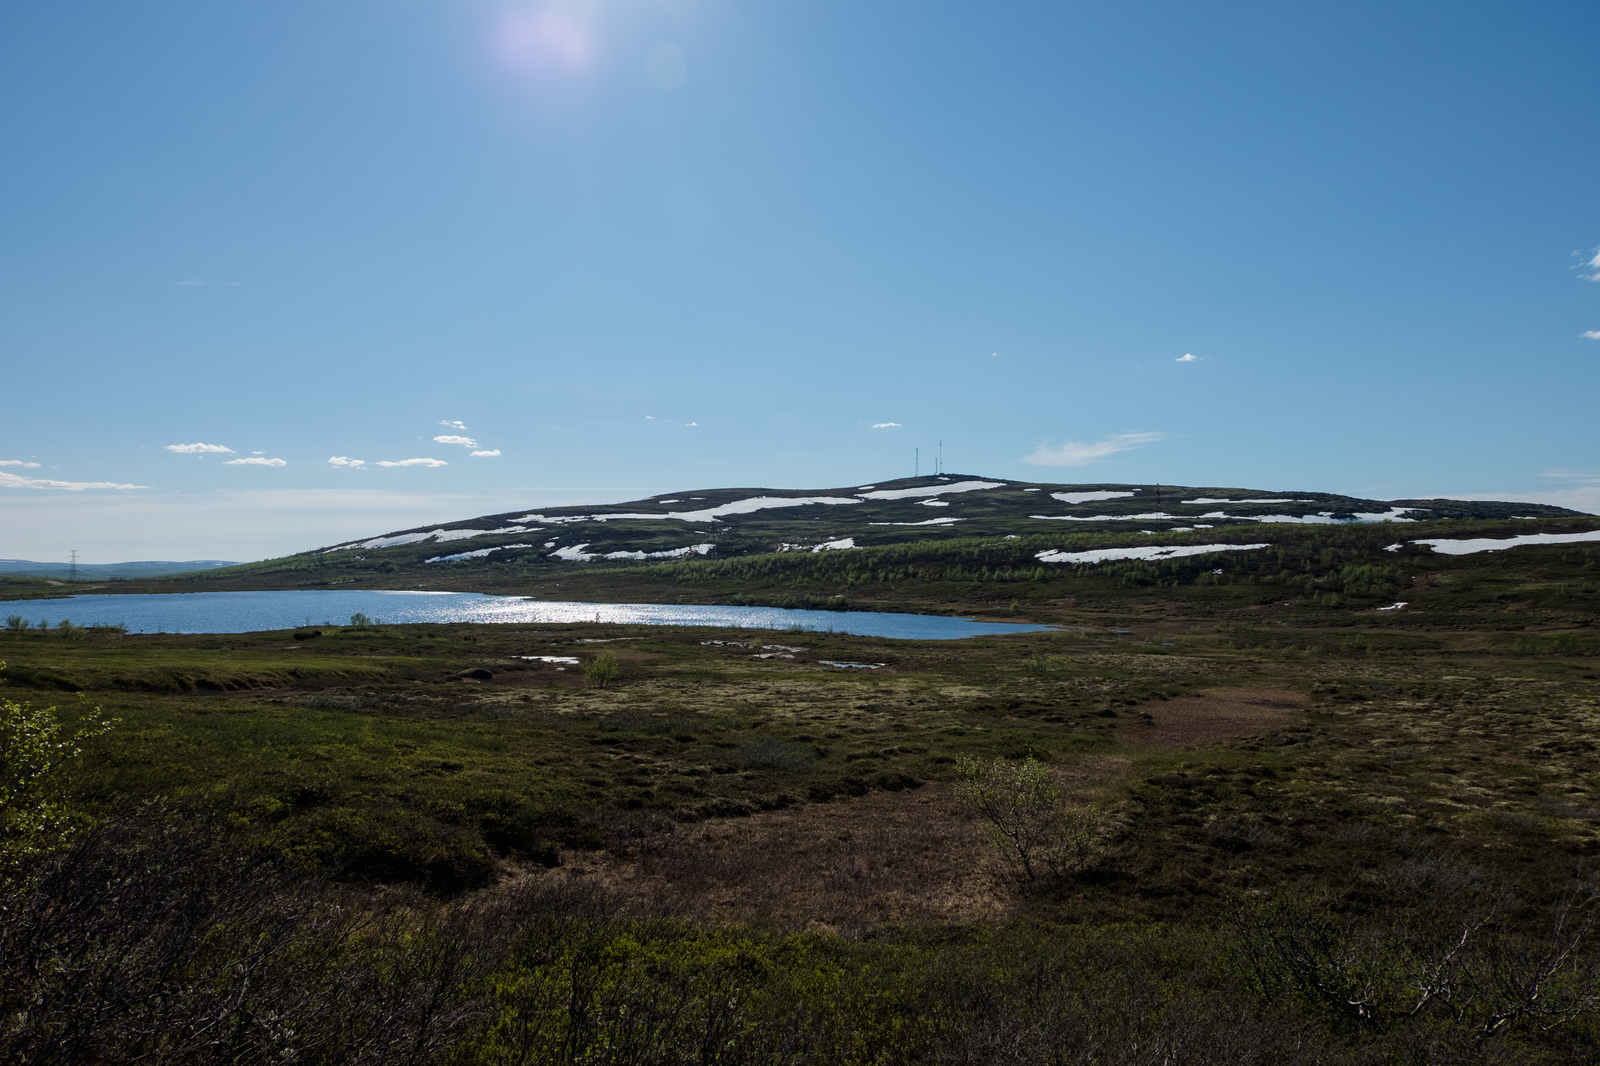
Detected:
[549,542,716,562]
[425,544,533,564]
[1033,512,1187,522]
[1050,490,1136,504]
[868,517,963,526]
[431,525,529,543]
[602,543,716,561]
[812,538,856,552]
[1403,530,1600,556]
[856,480,1003,500]
[1037,543,1271,565]
[1182,498,1311,505]
[519,496,862,525]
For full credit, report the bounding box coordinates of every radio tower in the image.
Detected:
[69,550,78,584]
[915,448,919,477]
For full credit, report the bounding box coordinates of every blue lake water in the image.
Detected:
[0,590,1051,641]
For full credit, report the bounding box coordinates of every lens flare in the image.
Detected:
[496,4,593,74]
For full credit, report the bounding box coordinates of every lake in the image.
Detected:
[0,589,1052,641]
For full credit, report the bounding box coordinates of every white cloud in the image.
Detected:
[177,279,205,286]
[0,486,628,560]
[165,442,234,454]
[0,460,41,468]
[470,449,502,457]
[1584,249,1600,281]
[376,458,449,468]
[871,422,902,429]
[0,471,148,491]
[439,420,467,430]
[990,352,1001,358]
[223,457,287,467]
[1583,330,1600,340]
[1176,353,1199,362]
[434,434,480,448]
[1023,431,1170,467]
[327,456,367,468]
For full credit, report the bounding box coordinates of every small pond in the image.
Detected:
[0,590,1051,641]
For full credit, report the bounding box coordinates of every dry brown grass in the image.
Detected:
[550,785,1009,933]
[1118,687,1304,748]
[522,756,1133,933]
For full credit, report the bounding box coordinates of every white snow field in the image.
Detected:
[1050,491,1137,504]
[1036,543,1270,565]
[856,480,1004,500]
[1032,512,1187,522]
[811,538,856,551]
[1035,508,1420,525]
[425,544,534,564]
[1182,498,1310,505]
[329,525,533,551]
[516,496,861,525]
[869,517,963,526]
[1393,529,1600,556]
[549,543,717,562]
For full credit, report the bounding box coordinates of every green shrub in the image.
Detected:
[0,662,115,869]
[581,650,619,688]
[954,755,1105,881]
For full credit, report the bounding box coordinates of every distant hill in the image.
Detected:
[0,559,241,580]
[256,474,1583,573]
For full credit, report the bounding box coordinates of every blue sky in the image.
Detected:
[3,1,1599,561]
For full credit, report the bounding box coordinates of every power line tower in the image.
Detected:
[915,448,919,477]
[68,550,78,583]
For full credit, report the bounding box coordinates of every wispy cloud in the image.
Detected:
[1176,353,1199,362]
[434,434,480,448]
[0,471,148,491]
[990,352,1001,359]
[223,457,287,467]
[1583,248,1600,282]
[376,458,448,468]
[470,449,502,457]
[439,420,468,430]
[328,457,367,468]
[1023,431,1170,467]
[0,460,41,468]
[175,278,239,287]
[165,442,234,454]
[1583,330,1600,340]
[871,422,902,429]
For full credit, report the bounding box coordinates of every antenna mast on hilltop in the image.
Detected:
[938,440,943,476]
[69,550,78,584]
[915,448,919,477]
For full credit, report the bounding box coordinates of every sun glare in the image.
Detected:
[495,3,595,75]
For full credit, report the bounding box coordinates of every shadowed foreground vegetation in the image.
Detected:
[4,528,1600,1061]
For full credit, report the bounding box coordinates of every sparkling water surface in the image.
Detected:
[0,590,1051,641]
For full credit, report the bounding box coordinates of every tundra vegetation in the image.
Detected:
[2,502,1600,1062]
